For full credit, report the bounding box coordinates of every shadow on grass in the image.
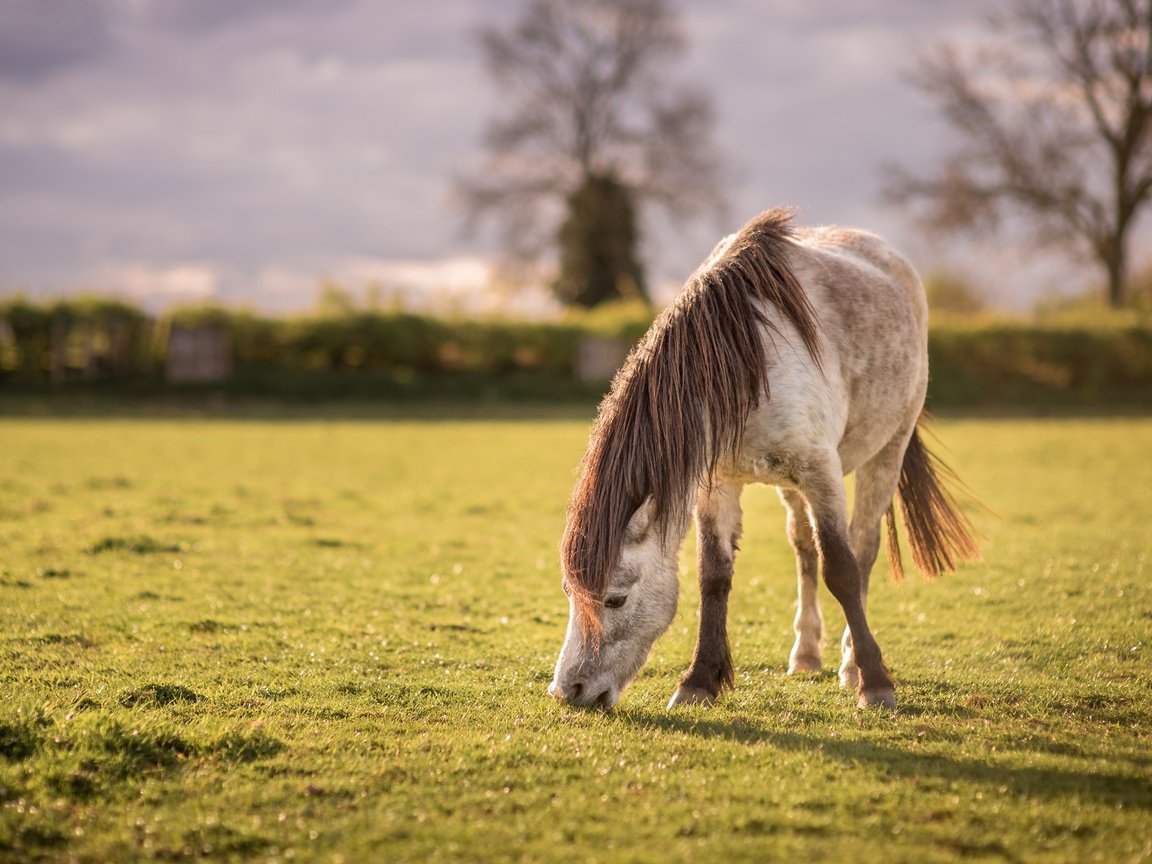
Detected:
[619,708,1152,811]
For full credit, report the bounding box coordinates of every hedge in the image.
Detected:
[1,297,1149,408]
[926,321,1152,408]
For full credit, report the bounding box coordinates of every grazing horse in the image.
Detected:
[548,209,979,711]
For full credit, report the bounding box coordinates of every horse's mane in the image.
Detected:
[561,208,823,631]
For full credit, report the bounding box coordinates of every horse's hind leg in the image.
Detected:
[667,481,742,708]
[800,451,895,708]
[779,488,824,674]
[840,430,913,690]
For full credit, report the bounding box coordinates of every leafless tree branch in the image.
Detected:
[886,0,1152,306]
[457,0,727,270]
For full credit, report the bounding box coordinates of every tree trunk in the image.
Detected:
[1104,233,1127,309]
[553,171,648,308]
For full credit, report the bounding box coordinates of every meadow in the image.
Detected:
[0,412,1149,862]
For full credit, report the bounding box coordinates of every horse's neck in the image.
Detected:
[654,496,696,554]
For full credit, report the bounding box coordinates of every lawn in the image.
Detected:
[0,414,1149,863]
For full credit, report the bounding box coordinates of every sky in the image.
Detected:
[1,0,1085,315]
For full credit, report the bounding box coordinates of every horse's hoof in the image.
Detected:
[839,665,860,691]
[666,685,715,709]
[857,687,896,710]
[788,653,822,674]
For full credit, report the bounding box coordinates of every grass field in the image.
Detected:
[0,413,1149,863]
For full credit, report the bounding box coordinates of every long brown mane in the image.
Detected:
[560,209,823,631]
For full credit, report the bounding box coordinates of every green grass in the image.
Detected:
[0,414,1149,863]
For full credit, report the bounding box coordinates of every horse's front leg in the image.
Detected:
[801,452,896,709]
[840,428,913,690]
[667,481,743,708]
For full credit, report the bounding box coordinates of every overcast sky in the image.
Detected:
[2,0,1079,314]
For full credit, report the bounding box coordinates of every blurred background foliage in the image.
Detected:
[1,287,1149,409]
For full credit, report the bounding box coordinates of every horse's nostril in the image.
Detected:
[569,681,584,702]
[594,689,611,708]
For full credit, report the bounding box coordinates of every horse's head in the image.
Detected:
[548,499,680,708]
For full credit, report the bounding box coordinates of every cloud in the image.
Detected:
[94,262,221,308]
[340,256,490,293]
[0,0,501,277]
[0,0,113,81]
[335,256,558,316]
[0,0,1056,311]
[134,0,352,35]
[254,256,559,317]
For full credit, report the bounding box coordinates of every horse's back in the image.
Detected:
[795,226,926,324]
[738,224,929,478]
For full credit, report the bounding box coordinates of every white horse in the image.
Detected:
[548,209,978,711]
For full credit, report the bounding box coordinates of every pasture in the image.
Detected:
[0,414,1149,863]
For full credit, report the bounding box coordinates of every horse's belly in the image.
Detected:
[734,348,924,479]
[719,452,805,488]
[729,380,844,484]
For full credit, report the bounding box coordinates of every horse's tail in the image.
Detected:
[884,424,981,580]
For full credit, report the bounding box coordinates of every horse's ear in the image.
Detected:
[624,497,655,544]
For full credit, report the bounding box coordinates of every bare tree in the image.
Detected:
[886,0,1152,307]
[457,0,726,307]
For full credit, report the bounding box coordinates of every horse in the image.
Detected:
[547,208,979,711]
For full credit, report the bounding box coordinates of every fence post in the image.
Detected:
[165,325,232,383]
[49,318,68,384]
[575,335,629,383]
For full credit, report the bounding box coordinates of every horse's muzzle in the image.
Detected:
[548,677,617,709]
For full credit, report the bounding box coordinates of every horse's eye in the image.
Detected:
[604,594,628,609]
